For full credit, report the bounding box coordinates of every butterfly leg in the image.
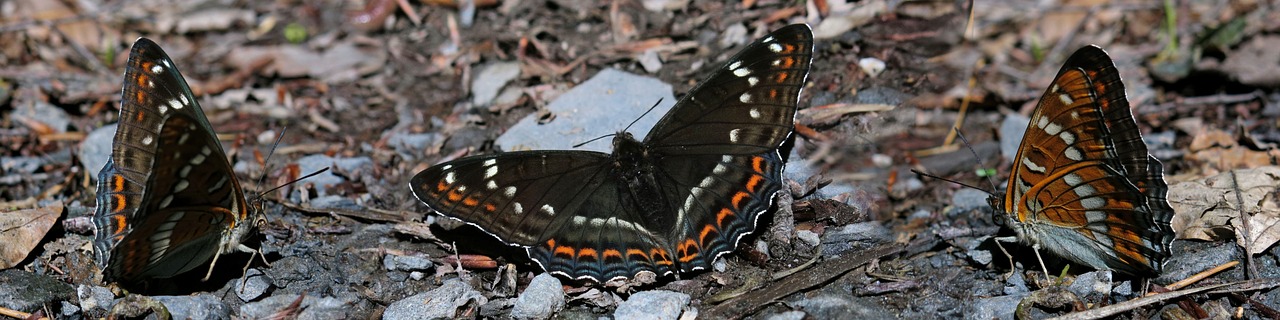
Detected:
[1029,243,1053,283]
[203,245,229,282]
[993,236,1018,280]
[238,245,270,294]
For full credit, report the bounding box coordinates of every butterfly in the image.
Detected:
[410,24,814,282]
[990,45,1175,277]
[92,38,263,283]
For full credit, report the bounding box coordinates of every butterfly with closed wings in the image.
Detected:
[991,45,1175,277]
[92,38,264,284]
[410,24,814,282]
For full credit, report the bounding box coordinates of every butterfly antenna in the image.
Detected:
[623,98,666,133]
[953,128,1001,192]
[910,127,1001,195]
[258,167,330,199]
[254,126,289,198]
[572,133,617,148]
[570,98,667,148]
[910,169,989,194]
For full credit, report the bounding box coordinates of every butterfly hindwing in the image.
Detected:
[410,151,676,280]
[654,152,786,273]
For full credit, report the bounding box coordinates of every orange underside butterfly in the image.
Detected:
[989,45,1175,277]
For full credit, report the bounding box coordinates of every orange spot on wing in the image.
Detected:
[578,248,598,260]
[745,174,763,192]
[653,248,674,265]
[554,245,575,258]
[751,156,765,173]
[699,224,718,245]
[780,56,794,68]
[436,181,449,192]
[717,208,735,227]
[731,191,749,209]
[776,72,789,83]
[112,215,127,234]
[446,190,463,202]
[546,239,556,249]
[112,194,127,213]
[603,249,623,260]
[483,203,497,212]
[678,239,700,263]
[462,197,479,207]
[626,248,646,259]
[111,174,126,192]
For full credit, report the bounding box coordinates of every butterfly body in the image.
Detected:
[991,45,1174,277]
[92,38,261,283]
[412,24,813,282]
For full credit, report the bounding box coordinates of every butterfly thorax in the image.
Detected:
[610,132,672,227]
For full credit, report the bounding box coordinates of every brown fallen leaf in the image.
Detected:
[1187,128,1280,174]
[0,203,63,269]
[1168,167,1280,254]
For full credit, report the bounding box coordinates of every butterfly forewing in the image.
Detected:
[92,38,253,283]
[645,24,813,155]
[411,24,814,282]
[999,45,1173,276]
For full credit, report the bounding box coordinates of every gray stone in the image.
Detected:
[999,113,1031,162]
[788,294,891,318]
[493,68,675,153]
[0,270,74,312]
[820,221,893,257]
[14,98,70,133]
[968,247,993,266]
[613,290,690,320]
[764,310,807,320]
[951,188,990,210]
[472,62,522,106]
[59,301,79,318]
[80,124,117,178]
[1066,271,1111,299]
[76,284,115,314]
[292,154,374,196]
[795,230,821,248]
[384,279,488,320]
[1,156,41,174]
[309,195,365,211]
[1003,270,1029,295]
[238,293,359,320]
[384,254,433,271]
[511,273,565,319]
[1158,240,1234,284]
[967,293,1026,320]
[386,132,440,162]
[151,294,233,320]
[235,268,273,302]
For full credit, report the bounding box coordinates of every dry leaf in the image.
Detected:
[0,203,63,269]
[1187,128,1280,173]
[1168,167,1280,254]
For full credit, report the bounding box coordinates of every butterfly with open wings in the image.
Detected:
[411,24,814,282]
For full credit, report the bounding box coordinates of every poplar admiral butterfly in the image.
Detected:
[411,24,814,282]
